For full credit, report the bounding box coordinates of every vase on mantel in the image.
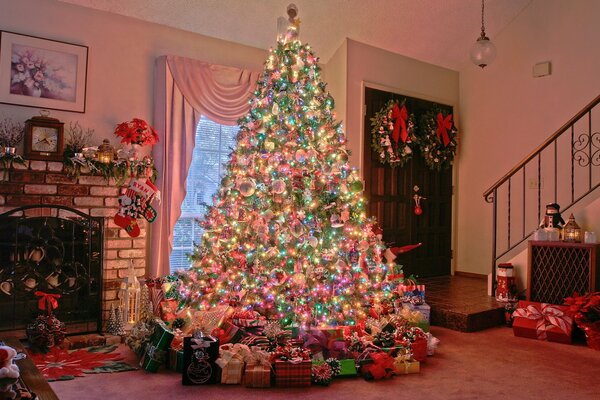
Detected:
[129,143,141,161]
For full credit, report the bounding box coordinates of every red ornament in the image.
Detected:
[414,206,423,215]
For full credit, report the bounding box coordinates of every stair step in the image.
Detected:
[420,275,507,332]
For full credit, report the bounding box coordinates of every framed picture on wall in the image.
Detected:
[0,31,88,113]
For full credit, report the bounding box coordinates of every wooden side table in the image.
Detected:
[1,337,59,400]
[528,241,599,304]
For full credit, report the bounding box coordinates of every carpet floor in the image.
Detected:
[49,326,600,400]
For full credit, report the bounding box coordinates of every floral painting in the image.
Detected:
[10,44,78,102]
[0,31,88,113]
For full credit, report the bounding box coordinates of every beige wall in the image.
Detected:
[0,0,267,148]
[321,40,347,141]
[457,0,600,279]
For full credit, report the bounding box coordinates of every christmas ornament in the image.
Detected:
[239,179,257,197]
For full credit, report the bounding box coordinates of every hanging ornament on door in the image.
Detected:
[413,194,426,216]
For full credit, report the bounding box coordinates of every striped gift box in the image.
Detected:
[274,360,311,387]
[244,363,271,388]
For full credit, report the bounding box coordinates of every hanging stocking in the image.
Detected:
[114,178,159,237]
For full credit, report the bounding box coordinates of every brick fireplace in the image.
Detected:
[0,160,147,334]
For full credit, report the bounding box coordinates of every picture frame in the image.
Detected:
[0,31,88,113]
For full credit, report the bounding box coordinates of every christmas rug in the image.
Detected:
[28,345,137,381]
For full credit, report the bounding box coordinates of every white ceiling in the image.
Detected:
[57,0,532,70]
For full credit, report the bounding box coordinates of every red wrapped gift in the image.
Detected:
[410,337,428,362]
[274,360,311,387]
[159,300,178,322]
[512,301,573,344]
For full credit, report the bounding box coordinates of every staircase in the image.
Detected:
[483,94,600,287]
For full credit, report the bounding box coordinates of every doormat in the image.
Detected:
[28,345,137,381]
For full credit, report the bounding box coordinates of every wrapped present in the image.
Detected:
[215,343,250,384]
[159,300,178,323]
[398,307,430,332]
[192,305,232,333]
[426,332,440,356]
[410,337,428,362]
[300,326,347,359]
[182,334,220,385]
[239,334,271,350]
[359,351,395,380]
[271,344,312,387]
[167,348,184,372]
[397,283,426,304]
[212,321,245,345]
[512,301,573,344]
[231,310,266,327]
[393,354,420,375]
[140,322,174,373]
[244,348,273,388]
[337,359,357,377]
[400,302,431,323]
[274,360,311,387]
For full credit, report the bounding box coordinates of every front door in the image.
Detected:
[363,87,453,277]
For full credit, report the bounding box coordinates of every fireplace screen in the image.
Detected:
[0,205,103,334]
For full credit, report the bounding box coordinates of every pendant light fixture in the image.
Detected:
[470,0,496,68]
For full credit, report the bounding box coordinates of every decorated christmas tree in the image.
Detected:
[106,304,126,336]
[180,6,394,326]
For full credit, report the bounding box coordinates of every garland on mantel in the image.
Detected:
[63,147,157,186]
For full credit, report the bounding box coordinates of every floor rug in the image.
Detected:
[28,345,137,381]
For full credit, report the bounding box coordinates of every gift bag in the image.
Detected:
[182,335,219,385]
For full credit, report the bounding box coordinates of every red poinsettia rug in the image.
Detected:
[28,345,137,381]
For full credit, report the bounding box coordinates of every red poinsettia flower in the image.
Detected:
[29,346,125,381]
[114,118,159,146]
[564,292,600,322]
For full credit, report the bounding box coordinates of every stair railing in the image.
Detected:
[483,94,600,287]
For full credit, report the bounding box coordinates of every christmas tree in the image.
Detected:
[106,304,126,336]
[180,7,393,326]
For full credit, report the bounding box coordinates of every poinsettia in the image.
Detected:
[564,292,600,322]
[114,118,159,146]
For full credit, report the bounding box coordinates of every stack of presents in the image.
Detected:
[129,278,440,388]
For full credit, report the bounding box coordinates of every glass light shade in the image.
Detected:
[97,139,115,164]
[470,36,497,68]
[563,214,582,243]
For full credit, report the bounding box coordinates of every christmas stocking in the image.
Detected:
[114,178,159,237]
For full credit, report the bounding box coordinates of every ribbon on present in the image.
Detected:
[360,351,395,380]
[512,303,573,340]
[34,291,61,313]
[190,337,212,350]
[436,112,453,147]
[391,103,409,143]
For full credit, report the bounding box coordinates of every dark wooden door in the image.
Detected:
[364,87,453,277]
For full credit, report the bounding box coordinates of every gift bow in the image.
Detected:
[245,348,272,368]
[391,104,409,143]
[34,291,61,312]
[191,337,213,349]
[215,343,250,368]
[436,113,453,147]
[512,303,572,340]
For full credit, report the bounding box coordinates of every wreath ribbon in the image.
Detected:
[391,104,409,143]
[436,113,453,147]
[34,291,61,312]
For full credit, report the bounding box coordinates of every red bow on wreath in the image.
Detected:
[436,113,453,147]
[34,291,61,313]
[391,104,409,143]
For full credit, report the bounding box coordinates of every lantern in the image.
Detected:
[563,214,582,243]
[119,260,141,326]
[97,139,115,164]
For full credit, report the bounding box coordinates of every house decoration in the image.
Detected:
[418,107,458,171]
[174,8,394,327]
[563,214,582,243]
[370,99,417,167]
[119,260,141,327]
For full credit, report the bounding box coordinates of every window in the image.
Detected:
[169,116,238,272]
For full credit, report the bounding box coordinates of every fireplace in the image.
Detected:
[0,205,103,333]
[0,160,148,337]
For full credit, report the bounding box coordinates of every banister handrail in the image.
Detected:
[483,94,600,200]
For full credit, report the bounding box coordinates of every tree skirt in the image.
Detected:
[28,345,137,381]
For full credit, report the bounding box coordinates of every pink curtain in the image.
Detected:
[150,55,259,277]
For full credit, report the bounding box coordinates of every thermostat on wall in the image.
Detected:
[533,61,552,78]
